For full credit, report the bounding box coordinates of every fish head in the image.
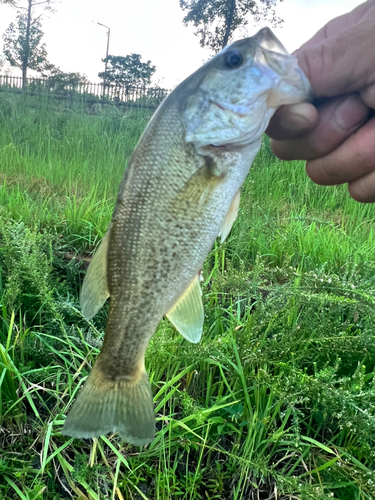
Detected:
[181,27,311,150]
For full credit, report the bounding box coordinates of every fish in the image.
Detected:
[62,28,310,446]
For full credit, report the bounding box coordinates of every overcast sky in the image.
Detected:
[0,0,365,88]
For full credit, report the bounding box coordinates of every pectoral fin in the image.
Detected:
[166,274,204,344]
[80,228,111,320]
[171,160,226,217]
[219,189,241,242]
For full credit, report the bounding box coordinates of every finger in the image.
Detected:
[266,103,318,140]
[306,116,375,186]
[297,0,375,50]
[271,95,370,161]
[296,11,375,97]
[348,169,375,203]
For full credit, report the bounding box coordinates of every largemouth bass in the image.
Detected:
[62,28,310,446]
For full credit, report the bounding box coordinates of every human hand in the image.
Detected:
[266,0,375,202]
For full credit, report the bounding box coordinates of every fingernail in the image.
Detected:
[334,96,369,131]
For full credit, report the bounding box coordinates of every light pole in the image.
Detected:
[97,22,110,97]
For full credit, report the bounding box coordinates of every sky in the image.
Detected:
[0,0,365,89]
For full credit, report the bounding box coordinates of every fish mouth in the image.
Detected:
[255,27,289,57]
[211,99,251,117]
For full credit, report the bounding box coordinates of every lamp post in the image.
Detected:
[97,22,110,97]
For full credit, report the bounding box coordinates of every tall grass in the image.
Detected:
[0,93,374,499]
[0,92,151,248]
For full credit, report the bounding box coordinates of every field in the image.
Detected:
[0,91,374,500]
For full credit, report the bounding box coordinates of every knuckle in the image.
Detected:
[298,42,334,94]
[299,32,352,96]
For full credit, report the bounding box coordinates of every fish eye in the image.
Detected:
[223,49,243,69]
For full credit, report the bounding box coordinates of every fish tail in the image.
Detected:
[62,365,155,446]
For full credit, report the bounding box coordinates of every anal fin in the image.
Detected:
[166,274,204,344]
[219,189,241,242]
[80,228,111,320]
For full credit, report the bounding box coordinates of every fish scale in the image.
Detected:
[62,27,311,446]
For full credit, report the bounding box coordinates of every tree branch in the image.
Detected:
[30,14,43,25]
[222,0,236,48]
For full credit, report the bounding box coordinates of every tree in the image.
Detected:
[41,63,89,93]
[2,0,55,89]
[179,0,283,52]
[98,54,156,90]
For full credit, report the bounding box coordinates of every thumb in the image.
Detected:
[296,13,375,97]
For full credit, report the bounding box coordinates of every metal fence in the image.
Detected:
[0,75,169,108]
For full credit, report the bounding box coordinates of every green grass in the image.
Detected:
[0,91,151,246]
[0,92,374,500]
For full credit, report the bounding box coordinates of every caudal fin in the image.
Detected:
[62,368,155,446]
